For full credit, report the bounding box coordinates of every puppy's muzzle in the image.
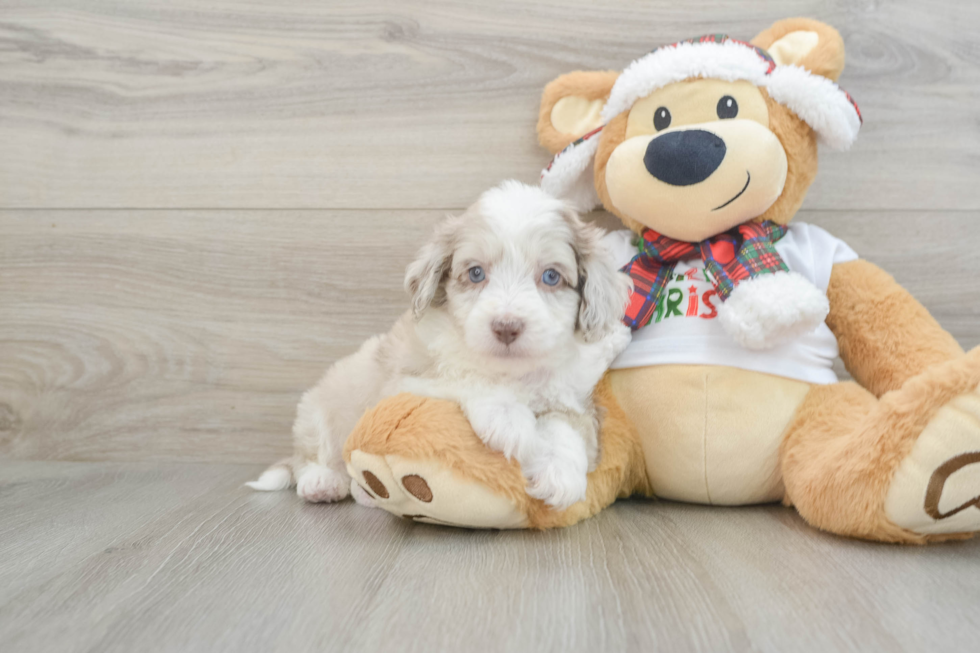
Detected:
[643,129,726,186]
[492,318,525,345]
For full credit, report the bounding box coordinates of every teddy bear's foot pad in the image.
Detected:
[885,386,980,535]
[346,449,529,529]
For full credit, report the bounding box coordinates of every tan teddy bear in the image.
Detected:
[344,18,980,543]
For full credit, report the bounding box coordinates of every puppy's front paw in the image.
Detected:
[464,400,536,460]
[525,458,588,511]
[607,323,633,357]
[296,465,349,503]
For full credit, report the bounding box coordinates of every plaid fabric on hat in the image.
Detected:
[621,221,788,330]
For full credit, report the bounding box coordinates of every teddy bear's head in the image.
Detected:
[537,18,861,243]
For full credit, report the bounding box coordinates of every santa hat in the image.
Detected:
[541,34,862,211]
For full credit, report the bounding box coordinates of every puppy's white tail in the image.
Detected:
[245,458,294,491]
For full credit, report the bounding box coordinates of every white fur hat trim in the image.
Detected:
[601,39,861,150]
[540,128,603,212]
[601,40,772,121]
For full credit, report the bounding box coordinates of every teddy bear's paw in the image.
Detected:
[349,479,378,508]
[885,384,980,536]
[345,449,529,529]
[718,271,829,350]
[296,464,350,503]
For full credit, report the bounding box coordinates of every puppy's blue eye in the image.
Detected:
[468,266,485,283]
[541,269,561,286]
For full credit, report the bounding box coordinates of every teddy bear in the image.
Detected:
[343,18,980,543]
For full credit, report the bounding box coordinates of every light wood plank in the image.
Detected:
[0,209,442,462]
[0,461,978,653]
[1,0,979,210]
[2,209,978,463]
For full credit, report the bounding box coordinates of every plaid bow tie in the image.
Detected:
[621,221,788,330]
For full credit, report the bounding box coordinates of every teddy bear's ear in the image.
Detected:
[751,18,846,82]
[538,71,619,154]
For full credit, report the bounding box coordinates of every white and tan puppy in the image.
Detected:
[248,181,631,510]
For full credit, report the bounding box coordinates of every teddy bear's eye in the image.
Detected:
[653,107,671,131]
[717,95,738,119]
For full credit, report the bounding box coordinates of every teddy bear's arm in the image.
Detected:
[825,259,963,397]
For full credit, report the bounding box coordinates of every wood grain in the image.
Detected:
[1,0,979,210]
[1,461,978,653]
[1,208,978,463]
[1,3,978,650]
[0,209,442,462]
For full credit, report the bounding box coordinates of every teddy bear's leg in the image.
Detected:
[342,376,650,529]
[781,348,980,543]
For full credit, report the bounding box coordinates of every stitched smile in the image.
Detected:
[712,171,751,211]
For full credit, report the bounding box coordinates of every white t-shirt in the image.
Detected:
[605,223,858,385]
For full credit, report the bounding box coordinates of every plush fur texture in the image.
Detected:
[763,64,860,150]
[718,271,830,350]
[781,348,980,544]
[751,18,846,82]
[593,113,640,232]
[755,93,819,226]
[827,260,965,396]
[601,40,773,122]
[607,364,811,505]
[599,37,858,150]
[539,131,602,214]
[538,71,619,155]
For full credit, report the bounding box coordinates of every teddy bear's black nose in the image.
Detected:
[644,129,727,186]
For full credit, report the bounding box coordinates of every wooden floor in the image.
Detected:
[2,1,980,651]
[1,460,978,653]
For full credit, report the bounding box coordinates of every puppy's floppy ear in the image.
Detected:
[562,208,632,341]
[538,71,619,155]
[404,217,458,318]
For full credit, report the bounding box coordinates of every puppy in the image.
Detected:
[248,181,632,510]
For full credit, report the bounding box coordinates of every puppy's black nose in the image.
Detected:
[644,129,726,186]
[492,319,525,345]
